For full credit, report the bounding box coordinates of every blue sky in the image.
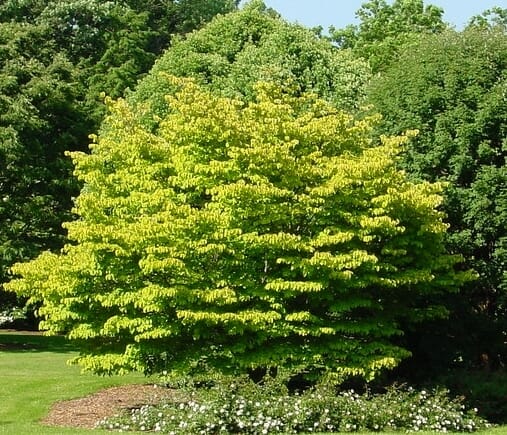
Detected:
[241,1,507,31]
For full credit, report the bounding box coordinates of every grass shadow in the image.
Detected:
[0,330,76,353]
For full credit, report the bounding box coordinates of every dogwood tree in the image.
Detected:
[8,77,470,380]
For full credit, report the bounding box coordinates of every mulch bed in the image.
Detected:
[42,384,180,429]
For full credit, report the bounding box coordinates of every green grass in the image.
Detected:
[1,330,506,434]
[0,330,149,434]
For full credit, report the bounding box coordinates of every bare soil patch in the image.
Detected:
[42,383,180,429]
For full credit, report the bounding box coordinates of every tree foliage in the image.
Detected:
[7,77,469,379]
[131,0,371,129]
[368,28,507,371]
[331,0,447,72]
[467,7,507,31]
[0,20,87,310]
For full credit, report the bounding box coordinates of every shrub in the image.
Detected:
[98,377,491,433]
[0,310,13,327]
[0,306,31,329]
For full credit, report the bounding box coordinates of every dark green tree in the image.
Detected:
[0,20,87,315]
[368,28,507,373]
[124,0,240,53]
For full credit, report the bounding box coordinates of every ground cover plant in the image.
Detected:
[98,375,490,434]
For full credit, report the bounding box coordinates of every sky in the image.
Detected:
[240,1,507,32]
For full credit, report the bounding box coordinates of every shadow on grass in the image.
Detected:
[0,330,76,353]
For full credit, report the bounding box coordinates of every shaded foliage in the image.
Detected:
[368,28,507,374]
[0,21,87,312]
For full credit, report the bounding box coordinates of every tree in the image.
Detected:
[367,28,507,373]
[130,0,371,130]
[123,0,240,54]
[0,20,88,315]
[467,7,507,31]
[7,77,469,380]
[33,0,238,121]
[330,0,447,72]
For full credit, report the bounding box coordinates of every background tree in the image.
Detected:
[131,0,371,130]
[0,19,87,316]
[330,0,447,72]
[34,0,238,122]
[7,77,469,381]
[467,7,507,31]
[123,0,240,53]
[367,28,507,384]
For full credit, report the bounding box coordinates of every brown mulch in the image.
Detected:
[42,383,181,429]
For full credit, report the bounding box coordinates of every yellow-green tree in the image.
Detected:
[7,78,470,380]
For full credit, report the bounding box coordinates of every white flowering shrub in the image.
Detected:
[98,377,491,433]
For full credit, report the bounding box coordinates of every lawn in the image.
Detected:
[1,330,506,435]
[0,330,149,434]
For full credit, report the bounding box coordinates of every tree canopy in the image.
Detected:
[331,0,447,72]
[0,19,87,311]
[130,0,371,129]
